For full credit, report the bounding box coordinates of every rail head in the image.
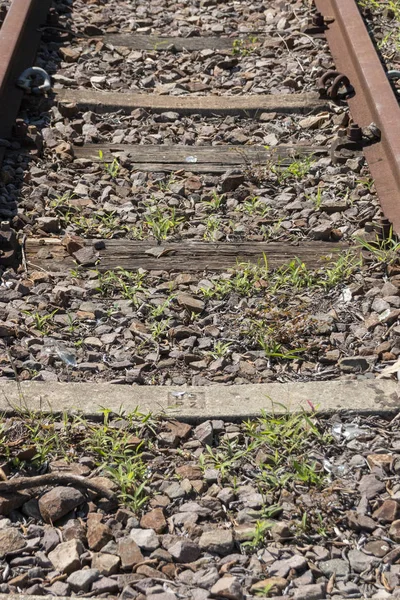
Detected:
[316,0,400,233]
[0,0,51,139]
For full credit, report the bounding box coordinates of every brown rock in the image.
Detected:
[136,565,167,579]
[199,530,234,556]
[62,519,86,544]
[185,176,202,192]
[150,495,170,508]
[221,172,245,192]
[87,519,112,551]
[250,577,287,595]
[62,234,84,255]
[161,563,176,578]
[48,539,84,574]
[72,246,98,267]
[367,454,393,471]
[0,528,26,558]
[389,520,400,542]
[381,309,400,325]
[271,522,292,542]
[347,511,376,533]
[117,537,144,570]
[168,539,201,563]
[15,446,37,462]
[174,273,195,285]
[211,576,244,600]
[60,47,80,62]
[126,436,142,449]
[177,293,205,314]
[0,322,16,337]
[382,570,399,591]
[387,261,400,278]
[364,314,380,330]
[91,553,120,576]
[358,474,385,499]
[88,477,118,496]
[158,431,179,447]
[55,141,74,162]
[0,492,30,515]
[169,325,200,340]
[117,573,144,589]
[239,360,256,376]
[176,465,203,480]
[383,546,400,564]
[92,576,118,594]
[37,216,59,233]
[374,341,392,356]
[76,310,95,320]
[140,508,167,534]
[373,500,400,523]
[167,421,192,440]
[234,524,257,542]
[363,540,390,558]
[87,512,102,523]
[130,320,150,335]
[29,271,49,284]
[299,114,328,130]
[192,480,207,494]
[39,486,85,523]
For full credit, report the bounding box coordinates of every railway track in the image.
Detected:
[0,0,399,392]
[0,2,399,599]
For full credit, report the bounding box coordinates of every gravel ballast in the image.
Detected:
[0,0,399,387]
[0,410,399,598]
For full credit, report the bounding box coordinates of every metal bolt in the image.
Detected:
[374,219,393,240]
[13,119,28,138]
[47,7,59,25]
[381,218,393,232]
[347,123,362,142]
[312,12,324,26]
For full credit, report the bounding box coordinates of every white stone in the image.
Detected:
[129,528,159,551]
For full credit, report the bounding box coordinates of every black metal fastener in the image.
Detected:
[318,70,353,100]
[312,12,325,26]
[347,123,362,142]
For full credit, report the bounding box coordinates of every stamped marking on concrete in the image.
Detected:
[168,390,206,411]
[0,380,398,421]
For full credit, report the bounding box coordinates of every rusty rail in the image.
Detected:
[315,0,400,233]
[0,0,398,236]
[0,0,51,140]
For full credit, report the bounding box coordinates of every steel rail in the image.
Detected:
[0,0,51,140]
[315,0,400,233]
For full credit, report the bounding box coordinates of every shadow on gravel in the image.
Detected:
[358,4,400,100]
[0,0,72,270]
